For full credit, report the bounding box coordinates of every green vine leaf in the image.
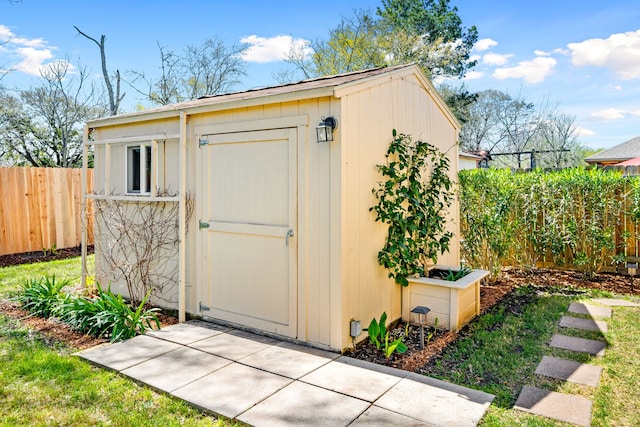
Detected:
[371,131,455,286]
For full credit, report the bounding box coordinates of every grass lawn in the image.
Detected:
[2,256,638,426]
[0,256,242,426]
[420,285,639,427]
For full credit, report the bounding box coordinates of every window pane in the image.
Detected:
[145,145,152,193]
[128,146,141,193]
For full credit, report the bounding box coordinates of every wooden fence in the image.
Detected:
[0,167,93,256]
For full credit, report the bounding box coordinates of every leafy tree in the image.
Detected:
[0,60,106,167]
[130,37,246,106]
[281,1,478,81]
[377,0,478,78]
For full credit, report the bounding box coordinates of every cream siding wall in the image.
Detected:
[336,72,460,349]
[88,66,460,351]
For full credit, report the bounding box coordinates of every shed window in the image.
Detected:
[127,145,151,194]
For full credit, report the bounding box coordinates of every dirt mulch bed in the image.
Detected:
[344,266,639,372]
[0,299,178,351]
[0,245,94,268]
[2,251,637,362]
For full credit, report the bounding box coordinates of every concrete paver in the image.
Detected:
[172,363,292,419]
[374,373,495,427]
[189,329,277,360]
[239,341,338,379]
[120,347,232,392]
[514,385,592,427]
[534,355,603,386]
[560,315,608,333]
[568,303,612,318]
[238,381,370,427]
[145,321,229,345]
[591,298,640,307]
[549,333,606,356]
[349,406,426,427]
[300,356,405,402]
[77,334,181,371]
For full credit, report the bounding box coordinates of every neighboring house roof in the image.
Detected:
[615,156,640,166]
[585,136,640,163]
[88,63,459,129]
[459,151,482,160]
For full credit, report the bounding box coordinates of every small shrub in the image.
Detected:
[60,284,160,341]
[367,312,408,364]
[14,275,70,318]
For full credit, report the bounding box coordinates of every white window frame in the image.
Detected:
[126,143,152,195]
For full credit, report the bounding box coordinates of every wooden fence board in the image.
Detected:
[0,167,93,256]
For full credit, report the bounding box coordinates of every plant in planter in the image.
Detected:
[371,130,455,286]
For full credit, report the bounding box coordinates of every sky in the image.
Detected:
[1,0,639,150]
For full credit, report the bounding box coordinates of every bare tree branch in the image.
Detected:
[74,26,124,115]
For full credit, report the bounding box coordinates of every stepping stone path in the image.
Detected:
[514,298,638,426]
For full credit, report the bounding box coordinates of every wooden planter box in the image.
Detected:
[401,266,490,332]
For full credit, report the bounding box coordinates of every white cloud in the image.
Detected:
[13,47,54,75]
[630,110,640,117]
[0,25,59,76]
[493,57,557,83]
[469,54,481,62]
[568,29,640,80]
[240,35,311,63]
[473,38,497,52]
[590,108,626,121]
[576,126,596,137]
[482,52,513,66]
[535,48,569,56]
[463,70,484,80]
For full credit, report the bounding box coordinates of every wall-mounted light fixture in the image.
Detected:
[316,116,337,143]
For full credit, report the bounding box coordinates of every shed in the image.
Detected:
[82,64,461,351]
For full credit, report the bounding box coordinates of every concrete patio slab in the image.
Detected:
[300,356,404,402]
[188,329,277,360]
[549,334,606,356]
[535,355,603,386]
[568,303,612,318]
[145,321,228,345]
[77,334,181,371]
[560,315,608,333]
[77,324,497,426]
[514,385,592,427]
[238,381,370,427]
[592,298,640,307]
[239,341,338,379]
[375,372,495,427]
[120,347,232,392]
[349,406,426,427]
[172,362,292,419]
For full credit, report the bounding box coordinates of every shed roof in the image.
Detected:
[87,64,458,129]
[585,136,640,163]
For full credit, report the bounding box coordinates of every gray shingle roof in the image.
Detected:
[585,136,640,163]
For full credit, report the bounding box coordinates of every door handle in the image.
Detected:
[285,229,294,246]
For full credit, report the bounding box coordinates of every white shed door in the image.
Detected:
[199,128,297,337]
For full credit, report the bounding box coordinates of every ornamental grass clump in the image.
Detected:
[14,275,160,342]
[13,275,70,318]
[371,130,455,286]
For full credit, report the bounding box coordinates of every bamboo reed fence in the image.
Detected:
[0,167,93,256]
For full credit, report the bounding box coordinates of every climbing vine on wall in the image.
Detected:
[371,130,454,286]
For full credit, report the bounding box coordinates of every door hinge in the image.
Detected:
[198,137,208,148]
[199,301,211,312]
[199,220,210,230]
